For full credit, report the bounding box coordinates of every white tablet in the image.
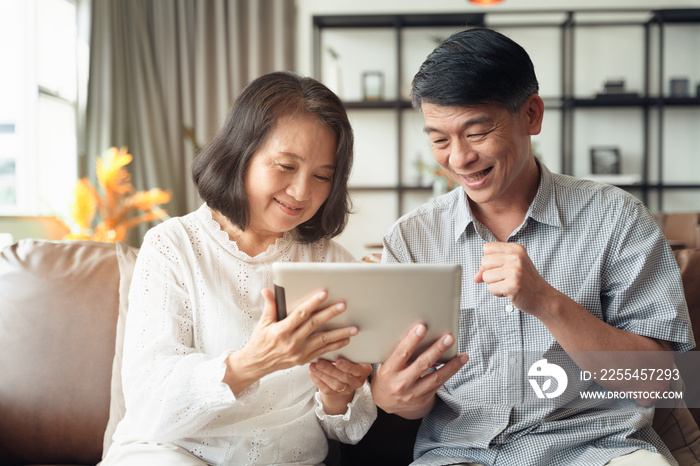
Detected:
[272,262,462,364]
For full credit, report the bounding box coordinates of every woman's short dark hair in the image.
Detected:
[192,71,353,243]
[411,28,539,113]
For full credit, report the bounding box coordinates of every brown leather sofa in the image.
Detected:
[0,240,119,465]
[0,239,699,465]
[658,213,700,250]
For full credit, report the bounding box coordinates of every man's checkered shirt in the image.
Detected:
[382,162,694,466]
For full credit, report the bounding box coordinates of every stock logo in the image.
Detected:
[528,359,568,399]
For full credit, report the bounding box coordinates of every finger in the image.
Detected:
[486,282,510,299]
[483,241,511,254]
[479,251,510,272]
[283,289,329,330]
[407,333,458,379]
[300,324,359,364]
[481,266,507,285]
[381,324,429,372]
[306,334,352,362]
[312,359,367,387]
[309,369,334,393]
[311,359,348,382]
[259,288,278,325]
[334,359,372,379]
[310,361,348,392]
[414,353,469,395]
[297,301,348,337]
[473,266,484,283]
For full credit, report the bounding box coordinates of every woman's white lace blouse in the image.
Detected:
[112,204,377,465]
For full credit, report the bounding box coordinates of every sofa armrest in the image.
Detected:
[0,240,120,465]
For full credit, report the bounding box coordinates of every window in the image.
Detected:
[0,0,80,219]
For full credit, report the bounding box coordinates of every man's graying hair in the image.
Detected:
[411,28,539,113]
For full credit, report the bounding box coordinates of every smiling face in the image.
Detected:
[242,114,336,242]
[422,95,544,214]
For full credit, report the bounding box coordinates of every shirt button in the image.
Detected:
[509,357,517,365]
[492,427,500,434]
[505,304,514,313]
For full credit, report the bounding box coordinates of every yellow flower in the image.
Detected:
[71,178,98,230]
[97,147,133,196]
[64,147,171,243]
[127,189,171,211]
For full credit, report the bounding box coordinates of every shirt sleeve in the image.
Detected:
[314,380,377,444]
[119,229,238,442]
[602,200,695,353]
[381,221,412,264]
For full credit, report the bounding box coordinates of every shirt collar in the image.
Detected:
[529,160,563,229]
[452,158,563,242]
[453,188,474,242]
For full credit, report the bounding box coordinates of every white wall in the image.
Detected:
[295,0,700,258]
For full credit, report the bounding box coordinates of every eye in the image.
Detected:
[278,164,295,171]
[468,130,491,139]
[314,174,332,182]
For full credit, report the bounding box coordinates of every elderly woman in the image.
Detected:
[103,72,376,465]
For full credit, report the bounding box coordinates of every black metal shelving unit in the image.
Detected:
[313,9,700,216]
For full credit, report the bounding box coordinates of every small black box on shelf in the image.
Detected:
[670,78,690,97]
[590,147,621,175]
[603,78,626,94]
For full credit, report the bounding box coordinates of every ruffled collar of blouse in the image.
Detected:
[196,203,296,262]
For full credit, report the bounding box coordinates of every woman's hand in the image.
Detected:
[310,358,373,415]
[223,288,358,396]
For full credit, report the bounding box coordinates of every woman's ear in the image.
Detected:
[523,94,544,136]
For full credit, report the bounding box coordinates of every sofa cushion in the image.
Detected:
[0,240,120,465]
[652,375,700,465]
[653,403,700,465]
[101,241,139,458]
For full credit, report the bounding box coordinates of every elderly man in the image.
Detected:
[371,28,694,466]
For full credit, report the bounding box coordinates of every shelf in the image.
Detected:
[571,96,647,107]
[568,97,700,108]
[647,183,700,189]
[658,97,700,106]
[347,186,397,191]
[582,174,643,185]
[654,9,700,23]
[314,8,700,222]
[344,98,565,110]
[314,14,485,29]
[348,186,434,191]
[342,100,410,110]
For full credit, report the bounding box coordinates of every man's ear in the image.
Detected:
[523,95,544,136]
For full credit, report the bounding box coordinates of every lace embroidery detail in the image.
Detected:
[196,203,295,262]
[236,258,254,338]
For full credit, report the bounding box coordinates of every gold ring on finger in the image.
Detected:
[337,384,348,393]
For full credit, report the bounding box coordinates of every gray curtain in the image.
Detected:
[83,0,296,242]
